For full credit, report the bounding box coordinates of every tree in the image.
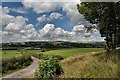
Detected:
[77,2,120,50]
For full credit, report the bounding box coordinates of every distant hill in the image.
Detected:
[2,41,105,50]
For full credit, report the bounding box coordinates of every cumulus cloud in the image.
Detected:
[36,12,63,26]
[37,15,47,22]
[38,24,76,41]
[72,25,85,32]
[22,1,90,26]
[0,6,14,27]
[22,1,58,13]
[39,24,55,38]
[1,3,104,43]
[4,16,28,32]
[48,12,63,20]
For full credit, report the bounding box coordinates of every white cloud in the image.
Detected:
[37,15,47,22]
[53,28,65,35]
[11,7,28,14]
[0,6,11,14]
[1,13,15,27]
[39,24,55,38]
[22,1,58,13]
[84,33,92,37]
[36,12,63,26]
[48,12,63,20]
[0,6,14,27]
[4,16,28,32]
[72,25,85,32]
[22,1,91,26]
[1,2,105,43]
[25,24,34,30]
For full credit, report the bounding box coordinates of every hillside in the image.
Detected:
[2,41,105,50]
[59,49,119,78]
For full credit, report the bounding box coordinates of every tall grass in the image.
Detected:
[60,49,119,78]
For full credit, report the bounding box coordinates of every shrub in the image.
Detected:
[52,55,64,60]
[34,56,63,78]
[41,55,64,60]
[41,48,46,52]
[2,55,32,73]
[31,53,43,59]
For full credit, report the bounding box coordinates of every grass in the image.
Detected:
[1,48,104,60]
[43,48,104,58]
[1,48,105,78]
[1,49,41,77]
[1,50,41,60]
[59,49,119,78]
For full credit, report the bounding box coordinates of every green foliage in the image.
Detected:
[41,55,64,60]
[77,2,120,49]
[2,55,32,73]
[34,55,63,78]
[41,48,46,52]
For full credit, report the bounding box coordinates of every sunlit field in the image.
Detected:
[2,48,104,60]
[43,48,104,58]
[1,50,40,60]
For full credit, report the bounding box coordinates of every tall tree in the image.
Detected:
[77,2,120,50]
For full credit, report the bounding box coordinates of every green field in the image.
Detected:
[1,48,104,60]
[43,48,104,58]
[1,50,40,60]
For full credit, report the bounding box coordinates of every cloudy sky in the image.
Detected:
[1,0,105,43]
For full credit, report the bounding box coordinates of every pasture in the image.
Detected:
[43,48,104,58]
[1,48,104,60]
[1,50,40,60]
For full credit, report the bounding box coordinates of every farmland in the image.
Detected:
[44,48,104,58]
[1,48,104,60]
[1,50,40,60]
[1,47,119,78]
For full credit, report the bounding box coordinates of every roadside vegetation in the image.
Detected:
[59,49,119,78]
[1,48,119,78]
[1,49,41,77]
[34,55,63,78]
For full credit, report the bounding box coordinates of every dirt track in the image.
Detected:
[1,56,39,79]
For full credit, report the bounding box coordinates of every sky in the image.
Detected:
[0,0,105,43]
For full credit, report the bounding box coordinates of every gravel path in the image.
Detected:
[1,56,39,79]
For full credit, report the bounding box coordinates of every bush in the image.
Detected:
[2,55,32,73]
[41,48,46,52]
[31,53,43,59]
[41,55,64,60]
[34,56,63,78]
[52,55,64,60]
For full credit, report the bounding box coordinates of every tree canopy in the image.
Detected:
[77,2,120,50]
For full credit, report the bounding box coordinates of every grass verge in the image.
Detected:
[60,49,119,78]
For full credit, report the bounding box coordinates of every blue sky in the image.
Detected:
[1,1,105,43]
[2,2,73,31]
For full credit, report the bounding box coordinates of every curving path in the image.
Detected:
[1,56,39,79]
